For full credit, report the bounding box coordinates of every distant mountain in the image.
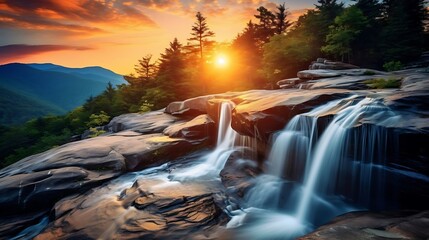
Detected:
[28,63,127,86]
[0,86,65,126]
[0,63,127,126]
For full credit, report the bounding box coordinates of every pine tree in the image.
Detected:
[381,0,426,62]
[352,0,382,67]
[322,6,368,62]
[275,3,292,34]
[188,12,215,60]
[134,54,157,80]
[157,38,190,100]
[254,6,276,43]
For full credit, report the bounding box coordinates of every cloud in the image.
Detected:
[0,44,94,63]
[0,0,157,35]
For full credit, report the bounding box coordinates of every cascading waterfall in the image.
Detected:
[171,101,239,181]
[296,97,395,223]
[228,96,398,239]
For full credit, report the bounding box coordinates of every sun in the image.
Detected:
[215,55,228,67]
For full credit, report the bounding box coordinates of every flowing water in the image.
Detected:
[170,101,240,181]
[227,96,398,239]
[15,98,400,239]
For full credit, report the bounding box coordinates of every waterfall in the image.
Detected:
[228,96,397,239]
[296,97,394,223]
[171,101,239,180]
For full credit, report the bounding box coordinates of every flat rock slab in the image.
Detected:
[163,114,215,140]
[36,171,228,239]
[299,211,429,240]
[298,70,342,79]
[0,132,208,234]
[108,110,180,133]
[165,92,243,117]
[230,89,351,140]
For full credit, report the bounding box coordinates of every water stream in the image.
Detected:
[170,101,239,181]
[15,97,399,239]
[227,96,398,239]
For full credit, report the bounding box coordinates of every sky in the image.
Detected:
[0,0,350,74]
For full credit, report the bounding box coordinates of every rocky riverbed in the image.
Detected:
[0,67,428,239]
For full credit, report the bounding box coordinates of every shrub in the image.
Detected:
[364,77,402,89]
[383,61,402,72]
[363,70,376,75]
[87,111,110,128]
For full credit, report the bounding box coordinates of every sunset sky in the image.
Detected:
[0,0,351,75]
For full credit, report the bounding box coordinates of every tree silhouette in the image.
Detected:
[275,3,292,34]
[254,6,276,43]
[188,12,215,60]
[135,54,157,80]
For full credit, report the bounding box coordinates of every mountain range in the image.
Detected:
[0,63,127,126]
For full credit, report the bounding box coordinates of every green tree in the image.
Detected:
[157,38,192,100]
[322,6,368,62]
[254,6,276,44]
[262,34,313,87]
[87,111,110,128]
[135,54,157,80]
[188,12,215,60]
[352,0,382,67]
[380,0,427,62]
[275,3,292,34]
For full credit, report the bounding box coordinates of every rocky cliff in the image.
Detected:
[0,67,428,239]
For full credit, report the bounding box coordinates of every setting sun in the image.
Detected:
[215,55,228,67]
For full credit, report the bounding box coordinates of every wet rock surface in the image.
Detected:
[0,68,428,239]
[299,211,429,240]
[163,114,215,140]
[35,165,229,240]
[108,110,180,133]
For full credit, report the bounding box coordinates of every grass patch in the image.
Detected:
[364,77,402,89]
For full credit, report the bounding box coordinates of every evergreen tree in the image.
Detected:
[157,38,191,100]
[322,6,368,62]
[188,12,215,60]
[381,0,427,62]
[134,54,157,80]
[352,0,382,67]
[314,0,344,52]
[275,3,292,34]
[232,20,265,88]
[254,6,276,44]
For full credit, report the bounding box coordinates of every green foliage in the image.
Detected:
[139,102,153,113]
[88,127,107,138]
[262,34,312,87]
[363,70,376,75]
[383,61,403,72]
[380,0,426,62]
[364,77,402,88]
[322,6,368,61]
[87,111,110,128]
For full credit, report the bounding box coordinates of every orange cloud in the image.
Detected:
[0,0,157,35]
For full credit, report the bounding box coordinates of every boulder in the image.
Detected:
[36,173,229,239]
[107,110,180,133]
[165,92,243,117]
[276,78,306,89]
[309,59,359,70]
[231,89,351,141]
[298,69,342,79]
[163,114,215,140]
[299,211,429,240]
[220,150,261,198]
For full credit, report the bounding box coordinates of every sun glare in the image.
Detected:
[215,55,228,67]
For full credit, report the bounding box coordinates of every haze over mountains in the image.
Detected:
[0,63,127,126]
